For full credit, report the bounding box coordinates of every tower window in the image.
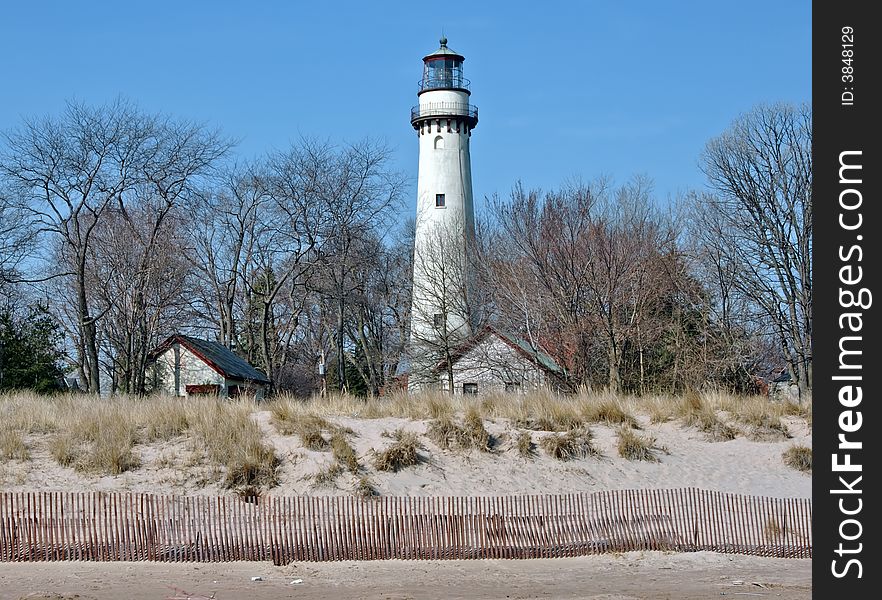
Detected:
[434,135,444,149]
[463,383,478,395]
[433,313,445,329]
[435,194,445,208]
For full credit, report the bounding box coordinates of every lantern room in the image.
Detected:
[419,36,470,93]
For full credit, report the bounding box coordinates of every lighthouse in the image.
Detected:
[408,37,479,373]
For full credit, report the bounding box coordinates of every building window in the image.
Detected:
[434,135,444,150]
[463,383,478,395]
[433,313,445,329]
[504,382,521,393]
[435,193,445,208]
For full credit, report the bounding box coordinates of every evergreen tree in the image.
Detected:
[0,307,65,393]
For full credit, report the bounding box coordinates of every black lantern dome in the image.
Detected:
[419,36,469,94]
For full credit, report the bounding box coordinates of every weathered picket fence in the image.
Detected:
[0,488,811,563]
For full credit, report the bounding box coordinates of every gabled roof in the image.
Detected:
[435,326,566,376]
[149,334,270,384]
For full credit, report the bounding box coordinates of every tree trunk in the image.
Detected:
[607,343,620,394]
[260,300,275,391]
[337,296,346,393]
[77,255,101,394]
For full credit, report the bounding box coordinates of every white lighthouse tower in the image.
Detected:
[408,37,478,371]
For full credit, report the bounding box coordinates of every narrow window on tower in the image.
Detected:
[435,193,445,208]
[434,135,444,149]
[433,313,445,329]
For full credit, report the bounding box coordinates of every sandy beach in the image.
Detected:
[1,396,812,599]
[1,551,812,600]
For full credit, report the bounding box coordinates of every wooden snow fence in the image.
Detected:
[0,488,811,563]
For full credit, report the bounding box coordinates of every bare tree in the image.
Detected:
[184,139,405,394]
[489,178,681,393]
[0,184,33,286]
[190,164,268,351]
[0,100,230,392]
[240,143,326,388]
[697,102,812,398]
[316,139,406,392]
[89,203,193,394]
[341,232,413,395]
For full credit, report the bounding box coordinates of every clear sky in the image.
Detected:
[1,0,810,215]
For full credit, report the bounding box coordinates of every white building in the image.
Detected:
[148,334,270,400]
[434,327,566,395]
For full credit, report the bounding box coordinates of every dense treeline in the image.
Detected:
[0,100,811,398]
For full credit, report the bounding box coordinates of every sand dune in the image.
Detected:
[1,411,811,500]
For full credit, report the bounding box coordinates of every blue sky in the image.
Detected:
[0,1,810,214]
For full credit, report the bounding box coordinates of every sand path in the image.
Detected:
[2,552,811,600]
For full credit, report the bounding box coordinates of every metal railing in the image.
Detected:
[418,76,471,92]
[411,102,479,123]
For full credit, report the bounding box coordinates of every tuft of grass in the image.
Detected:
[331,432,360,473]
[49,434,80,467]
[747,421,791,441]
[0,429,30,461]
[313,462,344,486]
[616,427,661,462]
[515,431,536,458]
[676,391,738,441]
[782,445,812,472]
[463,407,493,451]
[86,419,142,474]
[426,394,455,420]
[698,414,739,442]
[299,429,329,451]
[581,397,639,428]
[189,399,279,489]
[479,395,499,418]
[718,395,792,441]
[45,401,141,475]
[268,397,302,434]
[677,389,707,421]
[271,402,358,453]
[222,441,280,489]
[140,397,192,441]
[355,476,379,498]
[427,416,468,450]
[293,415,332,451]
[427,410,493,452]
[502,390,583,432]
[373,429,421,472]
[540,428,599,461]
[0,391,61,434]
[781,398,812,430]
[644,395,679,424]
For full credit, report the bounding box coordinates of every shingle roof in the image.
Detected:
[504,333,566,376]
[150,335,270,384]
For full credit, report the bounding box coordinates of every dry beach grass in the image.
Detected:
[0,389,811,498]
